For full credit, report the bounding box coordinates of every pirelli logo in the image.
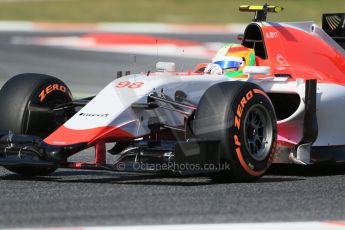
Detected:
[79,113,109,118]
[234,89,266,130]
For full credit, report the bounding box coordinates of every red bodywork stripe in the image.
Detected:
[44,125,134,146]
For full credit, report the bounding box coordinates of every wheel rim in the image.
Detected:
[243,104,273,161]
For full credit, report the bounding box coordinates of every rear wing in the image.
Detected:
[323,13,345,49]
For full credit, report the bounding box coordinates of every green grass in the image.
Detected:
[0,0,343,24]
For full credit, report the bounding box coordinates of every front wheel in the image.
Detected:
[0,73,74,176]
[193,81,277,182]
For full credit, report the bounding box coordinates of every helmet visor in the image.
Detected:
[214,60,241,69]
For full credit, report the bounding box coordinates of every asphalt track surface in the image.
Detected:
[1,31,345,228]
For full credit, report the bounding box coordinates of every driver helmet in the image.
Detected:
[212,43,256,77]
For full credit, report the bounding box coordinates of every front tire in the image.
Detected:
[193,81,277,182]
[0,73,73,176]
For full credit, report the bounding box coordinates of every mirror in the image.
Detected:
[156,62,176,72]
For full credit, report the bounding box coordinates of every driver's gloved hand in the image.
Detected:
[204,63,223,75]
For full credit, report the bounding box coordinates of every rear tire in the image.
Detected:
[0,73,73,176]
[193,81,277,182]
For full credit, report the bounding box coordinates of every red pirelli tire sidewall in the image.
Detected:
[226,86,277,178]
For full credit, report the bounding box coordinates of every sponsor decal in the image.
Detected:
[265,31,278,39]
[79,113,109,117]
[39,84,66,102]
[276,53,289,66]
[115,81,144,89]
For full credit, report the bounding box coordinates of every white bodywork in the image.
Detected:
[57,70,345,163]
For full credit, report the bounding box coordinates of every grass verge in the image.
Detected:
[0,0,342,24]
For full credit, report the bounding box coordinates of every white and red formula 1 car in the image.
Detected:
[0,4,345,182]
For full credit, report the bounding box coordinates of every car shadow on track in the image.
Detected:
[0,168,305,185]
[0,171,213,186]
[3,164,343,185]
